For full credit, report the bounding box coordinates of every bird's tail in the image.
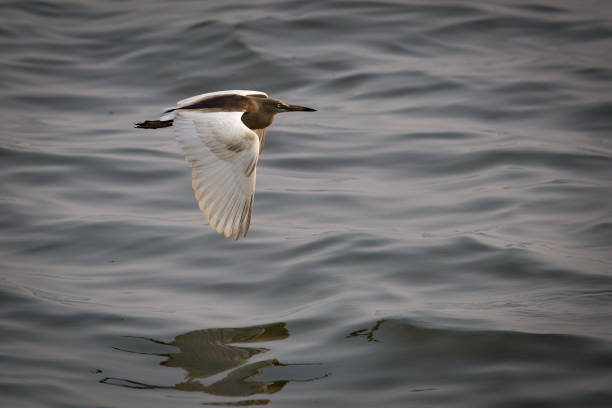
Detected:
[134,119,174,129]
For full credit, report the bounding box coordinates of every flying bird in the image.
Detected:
[135,90,315,240]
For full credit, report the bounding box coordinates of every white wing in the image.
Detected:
[160,90,268,121]
[254,128,266,153]
[174,110,260,240]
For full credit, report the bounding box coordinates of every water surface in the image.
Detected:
[1,0,612,407]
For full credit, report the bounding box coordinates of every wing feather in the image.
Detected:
[254,128,266,153]
[226,193,243,240]
[177,90,268,108]
[162,90,268,122]
[219,185,241,235]
[174,110,259,240]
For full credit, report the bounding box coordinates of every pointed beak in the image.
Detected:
[287,104,316,112]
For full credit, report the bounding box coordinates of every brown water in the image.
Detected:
[1,1,612,407]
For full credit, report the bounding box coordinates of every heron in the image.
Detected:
[136,90,315,240]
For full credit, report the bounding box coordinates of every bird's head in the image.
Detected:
[262,97,316,114]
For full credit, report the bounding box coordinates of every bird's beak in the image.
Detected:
[288,104,316,112]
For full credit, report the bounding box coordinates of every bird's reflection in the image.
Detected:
[102,322,326,406]
[346,319,387,342]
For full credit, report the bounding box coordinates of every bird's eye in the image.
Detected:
[276,103,283,109]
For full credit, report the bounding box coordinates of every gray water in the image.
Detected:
[2,0,612,407]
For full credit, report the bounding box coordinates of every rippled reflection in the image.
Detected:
[346,319,387,342]
[102,322,326,406]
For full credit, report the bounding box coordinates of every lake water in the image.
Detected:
[1,0,612,407]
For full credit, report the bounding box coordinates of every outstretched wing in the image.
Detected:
[173,110,260,240]
[177,90,268,107]
[160,90,268,121]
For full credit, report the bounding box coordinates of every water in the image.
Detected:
[1,0,612,406]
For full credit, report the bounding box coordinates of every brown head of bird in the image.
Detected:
[241,97,316,130]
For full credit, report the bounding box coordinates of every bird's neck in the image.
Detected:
[241,111,274,130]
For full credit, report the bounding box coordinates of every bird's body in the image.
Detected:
[136,90,315,240]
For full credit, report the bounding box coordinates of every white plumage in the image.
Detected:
[174,110,259,240]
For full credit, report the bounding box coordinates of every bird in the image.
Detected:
[135,90,315,240]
